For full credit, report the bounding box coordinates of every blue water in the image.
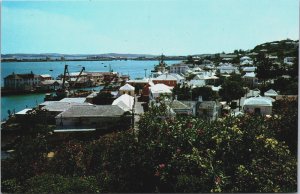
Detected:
[1,60,181,121]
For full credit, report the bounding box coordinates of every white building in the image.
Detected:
[149,84,172,100]
[119,83,135,96]
[243,72,258,87]
[283,57,295,65]
[112,94,134,112]
[217,63,239,74]
[264,89,278,97]
[169,63,190,74]
[243,96,273,115]
[4,72,41,90]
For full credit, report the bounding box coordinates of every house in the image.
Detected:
[54,105,131,132]
[197,101,220,121]
[14,108,33,120]
[112,94,134,112]
[168,100,193,115]
[242,66,256,73]
[243,96,272,115]
[240,56,253,65]
[242,72,258,87]
[41,101,91,119]
[39,80,68,90]
[283,57,295,65]
[152,74,179,87]
[217,63,239,75]
[59,98,87,103]
[4,72,41,90]
[264,89,278,98]
[40,74,52,81]
[169,63,190,74]
[188,80,206,88]
[119,83,135,96]
[127,78,151,95]
[149,84,172,101]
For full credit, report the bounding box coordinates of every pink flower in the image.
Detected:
[154,171,160,177]
[186,122,193,128]
[159,163,165,169]
[176,148,181,153]
[197,129,204,135]
[215,176,221,184]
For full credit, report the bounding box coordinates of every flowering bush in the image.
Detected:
[1,101,297,193]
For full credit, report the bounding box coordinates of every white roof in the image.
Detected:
[169,73,185,80]
[211,85,222,92]
[15,108,32,115]
[127,78,149,84]
[69,72,87,76]
[119,83,135,91]
[240,56,251,60]
[59,98,87,103]
[264,89,278,97]
[243,66,256,72]
[112,94,134,112]
[150,84,172,94]
[153,74,178,81]
[40,74,52,78]
[243,96,272,106]
[189,80,205,87]
[243,72,256,78]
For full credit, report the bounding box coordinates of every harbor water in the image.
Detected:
[1,60,181,121]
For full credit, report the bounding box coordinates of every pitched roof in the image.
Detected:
[153,74,178,81]
[150,84,172,94]
[112,94,134,111]
[169,100,190,110]
[42,102,90,112]
[264,89,278,96]
[59,98,87,103]
[243,97,272,106]
[119,83,135,91]
[199,101,216,109]
[55,105,126,118]
[243,72,256,78]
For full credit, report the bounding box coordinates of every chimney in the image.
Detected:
[198,96,203,102]
[175,95,178,100]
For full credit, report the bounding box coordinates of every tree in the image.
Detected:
[192,86,217,101]
[219,80,245,108]
[172,83,191,100]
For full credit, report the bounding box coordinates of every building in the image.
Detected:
[283,57,295,65]
[242,66,257,73]
[217,63,239,75]
[40,74,52,81]
[119,83,135,96]
[197,101,220,121]
[169,63,190,74]
[112,94,134,112]
[4,72,41,90]
[240,56,253,66]
[243,72,258,87]
[149,84,172,100]
[168,99,194,115]
[55,105,131,131]
[264,89,278,98]
[39,80,68,90]
[152,74,179,87]
[243,96,273,115]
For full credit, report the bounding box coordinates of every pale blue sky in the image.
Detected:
[2,0,299,55]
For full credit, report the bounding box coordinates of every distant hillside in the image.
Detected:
[252,39,299,58]
[1,53,158,59]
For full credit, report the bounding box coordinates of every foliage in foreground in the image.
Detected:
[1,101,297,193]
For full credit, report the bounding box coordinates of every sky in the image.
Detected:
[2,0,299,55]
